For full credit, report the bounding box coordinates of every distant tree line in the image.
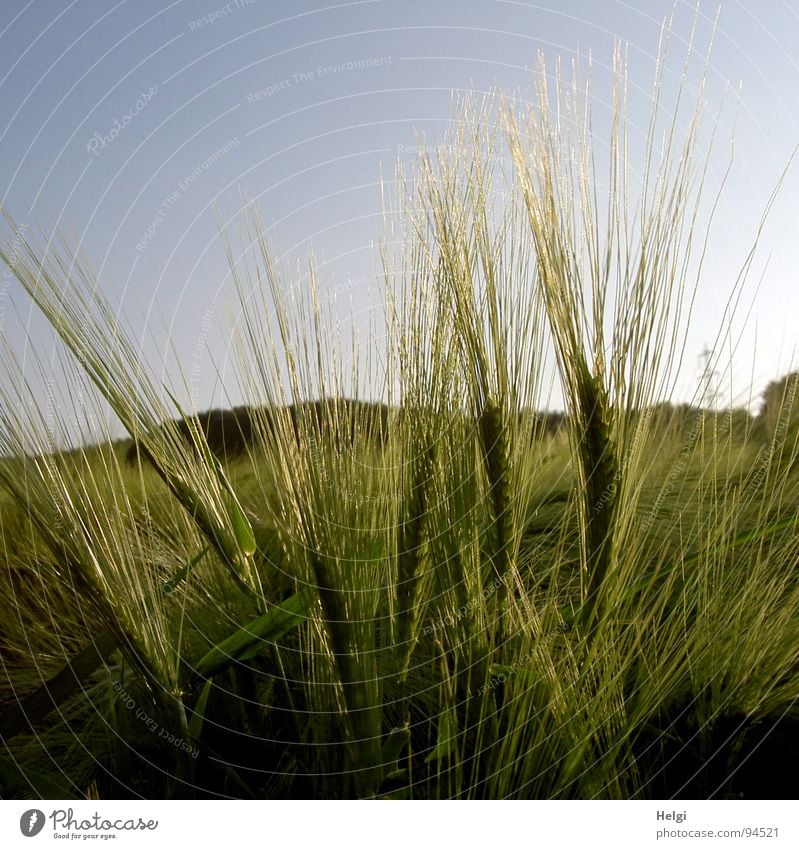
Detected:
[125,399,391,465]
[757,371,799,441]
[124,374,799,466]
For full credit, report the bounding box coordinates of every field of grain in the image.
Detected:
[1,48,798,800]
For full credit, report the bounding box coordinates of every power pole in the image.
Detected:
[698,346,718,410]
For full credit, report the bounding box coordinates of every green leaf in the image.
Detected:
[488,663,516,680]
[191,588,312,682]
[210,455,257,558]
[425,706,459,764]
[376,770,411,799]
[229,498,257,559]
[188,679,213,740]
[381,724,410,775]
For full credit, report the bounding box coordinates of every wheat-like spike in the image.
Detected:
[395,438,436,678]
[575,367,619,632]
[478,398,515,602]
[309,548,382,797]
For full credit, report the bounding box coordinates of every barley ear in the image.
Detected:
[395,439,436,678]
[478,398,515,604]
[575,366,619,633]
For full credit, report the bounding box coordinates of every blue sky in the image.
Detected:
[1,0,798,436]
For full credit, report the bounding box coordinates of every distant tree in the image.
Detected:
[125,406,255,465]
[643,402,702,439]
[756,371,799,442]
[517,409,567,441]
[125,399,391,466]
[717,407,754,441]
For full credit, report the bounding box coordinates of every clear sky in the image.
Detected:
[1,0,797,438]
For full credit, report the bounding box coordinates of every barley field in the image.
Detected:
[1,47,798,800]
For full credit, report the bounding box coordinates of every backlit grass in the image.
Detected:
[1,31,798,800]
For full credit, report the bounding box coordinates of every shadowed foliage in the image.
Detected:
[125,399,391,465]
